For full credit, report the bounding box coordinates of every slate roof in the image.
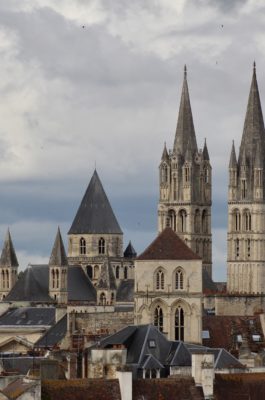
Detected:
[0,229,18,268]
[137,228,201,260]
[49,228,68,267]
[0,307,55,326]
[116,279,134,302]
[173,65,198,157]
[89,324,243,371]
[35,314,67,348]
[1,357,45,375]
[5,265,97,303]
[97,259,116,290]
[68,170,122,235]
[124,241,137,258]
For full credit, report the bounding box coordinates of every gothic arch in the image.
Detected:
[232,208,241,232]
[168,209,176,231]
[242,208,251,231]
[173,267,184,290]
[178,209,187,233]
[80,237,86,255]
[154,267,166,291]
[201,209,208,234]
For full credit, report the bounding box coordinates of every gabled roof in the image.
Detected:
[68,170,122,235]
[0,229,18,268]
[97,259,116,291]
[137,228,201,261]
[49,228,68,267]
[173,65,198,157]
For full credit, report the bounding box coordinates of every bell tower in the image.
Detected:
[158,66,212,276]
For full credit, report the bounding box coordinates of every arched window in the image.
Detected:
[202,210,208,234]
[99,292,106,305]
[6,271,9,289]
[56,269,59,288]
[52,269,55,288]
[175,306,184,341]
[2,270,5,289]
[233,209,241,232]
[175,269,184,290]
[98,238,105,254]
[184,166,190,182]
[241,179,247,199]
[194,209,200,233]
[161,164,168,183]
[154,306,163,332]
[124,266,128,279]
[178,210,187,233]
[156,269,164,290]
[86,265,93,279]
[80,237,86,255]
[243,210,251,231]
[116,266,120,279]
[168,210,176,231]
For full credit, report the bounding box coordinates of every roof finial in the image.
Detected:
[253,61,256,71]
[184,64,187,78]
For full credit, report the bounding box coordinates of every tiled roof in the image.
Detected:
[42,379,121,400]
[68,170,122,235]
[137,228,201,260]
[203,315,265,356]
[214,373,265,400]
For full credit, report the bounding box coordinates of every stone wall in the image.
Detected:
[215,295,265,316]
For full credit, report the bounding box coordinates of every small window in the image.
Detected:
[252,334,261,342]
[236,334,243,343]
[175,269,183,290]
[149,340,156,348]
[80,237,86,255]
[98,238,105,254]
[202,330,210,339]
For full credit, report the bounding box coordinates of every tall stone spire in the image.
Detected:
[0,229,19,300]
[202,139,210,161]
[161,142,169,162]
[173,65,198,157]
[239,62,265,166]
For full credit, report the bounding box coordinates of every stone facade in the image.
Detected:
[134,255,202,343]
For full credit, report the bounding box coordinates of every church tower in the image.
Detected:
[227,63,265,294]
[158,66,212,276]
[0,229,18,300]
[49,228,68,303]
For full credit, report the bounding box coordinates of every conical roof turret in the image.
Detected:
[124,241,137,258]
[173,65,198,157]
[0,229,18,267]
[161,142,169,162]
[202,139,210,161]
[239,63,265,166]
[49,227,68,267]
[68,170,122,235]
[229,140,237,168]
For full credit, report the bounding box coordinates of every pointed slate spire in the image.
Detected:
[97,259,116,290]
[173,65,198,157]
[0,229,18,267]
[68,170,122,235]
[161,142,169,162]
[239,62,265,165]
[202,139,210,161]
[49,228,68,267]
[229,140,237,168]
[124,241,137,258]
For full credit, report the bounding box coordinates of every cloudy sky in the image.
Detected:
[0,0,264,280]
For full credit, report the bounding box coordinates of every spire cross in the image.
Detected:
[253,61,256,70]
[184,65,187,78]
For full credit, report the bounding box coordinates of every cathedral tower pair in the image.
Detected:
[158,66,212,277]
[227,63,265,294]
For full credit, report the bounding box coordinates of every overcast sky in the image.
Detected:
[0,0,264,281]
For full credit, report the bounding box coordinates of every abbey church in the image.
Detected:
[0,64,264,351]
